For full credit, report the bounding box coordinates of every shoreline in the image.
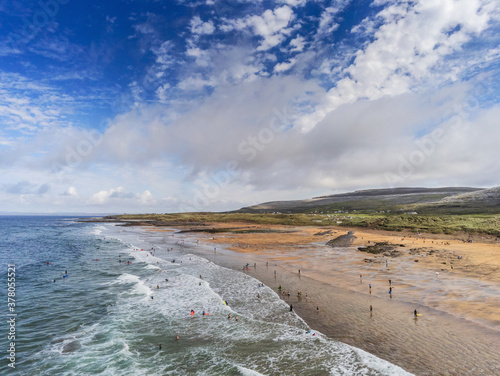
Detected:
[147,223,500,376]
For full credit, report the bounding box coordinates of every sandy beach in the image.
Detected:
[148,223,500,375]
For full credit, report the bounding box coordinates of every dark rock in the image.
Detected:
[326,231,357,247]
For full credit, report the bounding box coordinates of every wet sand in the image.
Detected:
[149,224,500,375]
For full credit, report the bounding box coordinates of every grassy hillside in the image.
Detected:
[104,212,500,236]
[102,187,500,236]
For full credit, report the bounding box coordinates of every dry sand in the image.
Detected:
[149,224,500,375]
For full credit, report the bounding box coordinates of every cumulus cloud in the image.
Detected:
[61,186,78,197]
[224,5,295,51]
[190,16,215,35]
[274,58,296,73]
[89,186,155,205]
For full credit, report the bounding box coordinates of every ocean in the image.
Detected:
[0,216,412,375]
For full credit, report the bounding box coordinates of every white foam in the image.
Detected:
[237,365,267,376]
[353,347,414,375]
[115,273,153,296]
[91,225,106,236]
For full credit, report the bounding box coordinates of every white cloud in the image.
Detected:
[65,186,78,197]
[278,0,307,7]
[274,58,296,73]
[318,7,341,34]
[289,35,306,52]
[186,47,211,66]
[224,5,295,51]
[190,16,215,35]
[295,0,500,132]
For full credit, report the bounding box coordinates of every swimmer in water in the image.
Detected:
[158,344,162,350]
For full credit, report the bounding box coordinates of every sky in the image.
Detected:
[1,0,500,214]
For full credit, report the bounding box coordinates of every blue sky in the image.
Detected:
[1,0,500,213]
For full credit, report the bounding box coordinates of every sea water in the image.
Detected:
[0,216,413,375]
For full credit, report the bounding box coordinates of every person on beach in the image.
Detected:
[389,279,392,286]
[370,305,373,313]
[290,304,293,311]
[316,306,319,312]
[414,309,418,317]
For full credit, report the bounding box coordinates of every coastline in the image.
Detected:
[146,223,500,376]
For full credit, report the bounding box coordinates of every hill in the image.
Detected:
[238,187,490,214]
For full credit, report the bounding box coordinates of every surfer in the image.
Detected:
[158,344,162,350]
[414,309,418,317]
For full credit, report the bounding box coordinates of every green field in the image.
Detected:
[105,212,500,236]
